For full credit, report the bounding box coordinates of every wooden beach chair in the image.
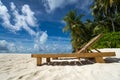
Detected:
[32,34,116,66]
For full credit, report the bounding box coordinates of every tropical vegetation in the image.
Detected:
[93,32,120,48]
[91,0,120,32]
[63,0,120,52]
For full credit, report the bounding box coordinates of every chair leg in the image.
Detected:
[77,57,80,60]
[46,58,50,63]
[37,58,42,66]
[95,57,105,63]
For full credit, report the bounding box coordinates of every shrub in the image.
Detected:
[93,32,120,48]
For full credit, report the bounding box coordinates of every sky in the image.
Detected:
[0,0,94,53]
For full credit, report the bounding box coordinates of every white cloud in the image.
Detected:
[42,0,78,13]
[22,4,37,27]
[10,2,37,35]
[0,40,8,48]
[8,43,16,52]
[0,0,15,32]
[0,1,49,53]
[34,31,48,52]
[0,37,72,53]
[0,1,37,36]
[10,2,16,10]
[34,44,39,50]
[0,40,16,52]
[39,31,48,44]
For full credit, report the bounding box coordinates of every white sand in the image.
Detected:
[0,48,120,80]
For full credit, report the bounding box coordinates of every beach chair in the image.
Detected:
[32,34,116,66]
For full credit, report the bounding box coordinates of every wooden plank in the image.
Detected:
[37,58,42,66]
[46,58,50,63]
[32,52,115,58]
[94,49,101,53]
[52,57,58,60]
[77,34,103,53]
[95,57,105,63]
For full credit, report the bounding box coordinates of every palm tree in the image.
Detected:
[91,0,120,32]
[63,10,95,52]
[63,10,89,52]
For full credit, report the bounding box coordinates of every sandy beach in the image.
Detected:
[0,48,120,80]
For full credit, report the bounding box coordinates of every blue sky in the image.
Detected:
[0,0,94,53]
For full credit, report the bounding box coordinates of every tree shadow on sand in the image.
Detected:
[105,58,120,63]
[42,61,92,66]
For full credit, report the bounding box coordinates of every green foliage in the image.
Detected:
[91,0,120,32]
[93,32,120,48]
[91,0,120,48]
[63,0,120,52]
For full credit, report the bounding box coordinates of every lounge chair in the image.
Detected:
[32,34,116,66]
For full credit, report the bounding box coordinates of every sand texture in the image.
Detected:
[0,48,120,80]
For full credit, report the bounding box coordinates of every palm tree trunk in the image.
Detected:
[110,18,115,32]
[111,20,115,32]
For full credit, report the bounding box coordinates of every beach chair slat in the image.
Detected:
[32,52,115,58]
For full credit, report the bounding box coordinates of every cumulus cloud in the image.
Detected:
[10,2,16,10]
[0,0,73,53]
[0,40,8,52]
[0,37,72,53]
[0,0,15,31]
[39,31,48,44]
[0,40,33,53]
[21,4,37,27]
[0,40,16,52]
[0,0,37,36]
[42,0,78,13]
[34,31,48,52]
[0,1,49,53]
[10,2,37,35]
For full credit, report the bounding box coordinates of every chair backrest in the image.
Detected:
[77,33,103,53]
